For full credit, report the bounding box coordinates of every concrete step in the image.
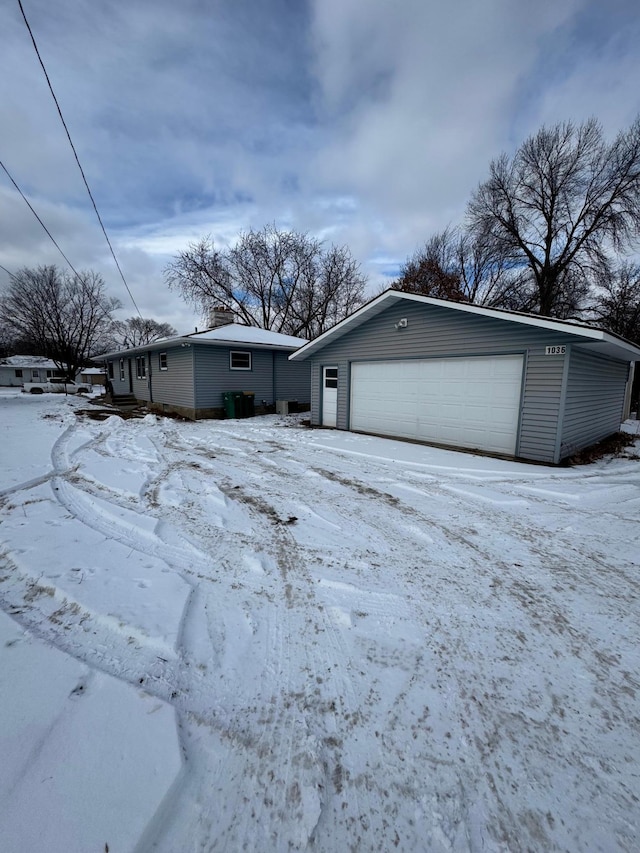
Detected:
[110,393,140,410]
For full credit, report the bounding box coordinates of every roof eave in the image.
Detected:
[94,337,302,360]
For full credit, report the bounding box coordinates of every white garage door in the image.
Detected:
[350,355,524,455]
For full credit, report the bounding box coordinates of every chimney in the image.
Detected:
[208,307,235,328]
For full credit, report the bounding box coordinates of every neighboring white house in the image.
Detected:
[0,356,68,387]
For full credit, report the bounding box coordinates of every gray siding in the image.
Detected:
[273,352,311,404]
[560,349,629,457]
[308,301,583,462]
[107,345,308,414]
[337,360,350,430]
[106,349,195,408]
[518,349,565,463]
[313,358,349,428]
[132,353,151,402]
[194,347,274,408]
[148,347,195,409]
[108,356,133,393]
[311,363,321,416]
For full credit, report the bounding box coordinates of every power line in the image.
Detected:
[0,262,19,281]
[17,0,142,318]
[0,157,82,277]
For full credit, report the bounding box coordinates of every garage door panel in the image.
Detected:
[351,355,523,455]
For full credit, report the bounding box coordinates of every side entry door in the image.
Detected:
[322,366,338,427]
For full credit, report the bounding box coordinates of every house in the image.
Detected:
[78,367,106,387]
[289,289,640,464]
[97,324,311,419]
[0,356,67,387]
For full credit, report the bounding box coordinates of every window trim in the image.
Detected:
[230,350,252,371]
[14,369,23,378]
[324,366,338,389]
[159,351,168,371]
[136,355,147,380]
[119,358,125,381]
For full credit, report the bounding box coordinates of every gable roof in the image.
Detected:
[289,289,640,362]
[96,323,308,360]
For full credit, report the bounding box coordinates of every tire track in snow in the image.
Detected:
[9,412,636,850]
[65,420,338,849]
[158,426,548,847]
[129,442,329,849]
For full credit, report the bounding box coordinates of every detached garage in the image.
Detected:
[290,290,640,464]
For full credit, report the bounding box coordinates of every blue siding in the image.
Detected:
[107,356,133,393]
[106,344,306,415]
[273,352,311,404]
[194,347,274,409]
[148,347,195,409]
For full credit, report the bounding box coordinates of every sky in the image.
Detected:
[1,0,639,333]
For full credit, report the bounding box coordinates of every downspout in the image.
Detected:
[272,350,276,405]
[190,345,196,416]
[623,362,635,420]
[147,350,153,403]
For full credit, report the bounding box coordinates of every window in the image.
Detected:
[31,370,40,380]
[230,351,251,370]
[108,362,114,380]
[119,359,125,381]
[136,356,147,379]
[14,369,23,378]
[324,367,338,389]
[159,352,168,371]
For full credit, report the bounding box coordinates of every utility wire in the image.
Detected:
[17,0,142,318]
[0,262,19,281]
[0,157,82,277]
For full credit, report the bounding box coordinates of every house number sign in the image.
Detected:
[545,345,566,355]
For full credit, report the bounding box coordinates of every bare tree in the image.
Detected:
[395,226,527,309]
[0,265,120,380]
[394,228,466,301]
[112,317,177,348]
[590,262,640,343]
[289,244,368,338]
[165,224,367,337]
[467,117,640,317]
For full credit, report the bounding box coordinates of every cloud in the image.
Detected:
[1,0,639,331]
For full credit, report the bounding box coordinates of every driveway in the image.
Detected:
[1,394,639,851]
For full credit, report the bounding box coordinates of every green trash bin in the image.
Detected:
[242,392,255,418]
[222,391,234,417]
[222,391,244,418]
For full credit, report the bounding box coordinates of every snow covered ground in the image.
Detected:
[1,388,639,852]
